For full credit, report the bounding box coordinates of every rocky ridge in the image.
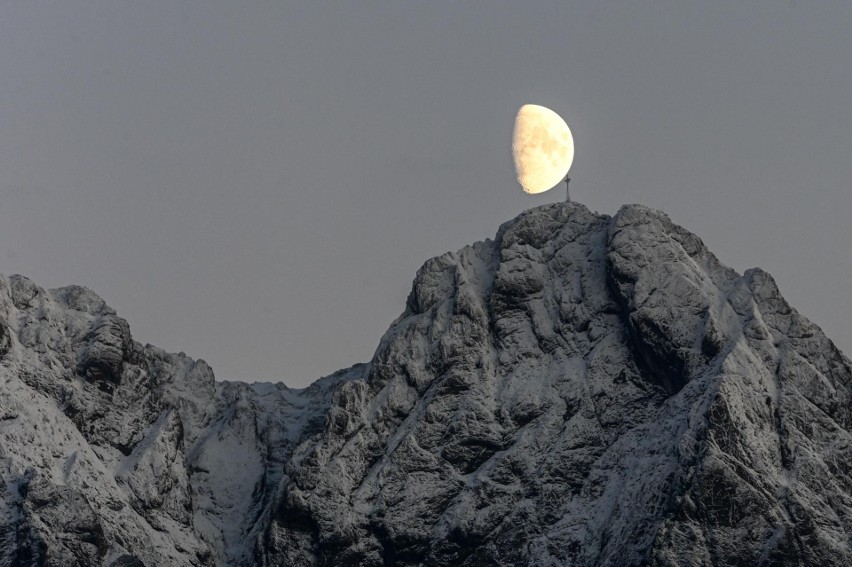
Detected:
[1,202,851,566]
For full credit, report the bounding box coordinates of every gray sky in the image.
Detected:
[1,2,850,387]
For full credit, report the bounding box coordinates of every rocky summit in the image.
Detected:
[1,202,851,566]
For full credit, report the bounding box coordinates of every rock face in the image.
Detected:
[0,281,359,567]
[1,202,851,566]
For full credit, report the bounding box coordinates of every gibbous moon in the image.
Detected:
[512,104,574,194]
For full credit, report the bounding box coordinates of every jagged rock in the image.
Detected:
[1,203,851,566]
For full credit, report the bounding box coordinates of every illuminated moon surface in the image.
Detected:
[512,104,574,194]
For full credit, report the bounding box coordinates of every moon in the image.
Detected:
[512,104,574,194]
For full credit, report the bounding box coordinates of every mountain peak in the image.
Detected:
[2,204,851,566]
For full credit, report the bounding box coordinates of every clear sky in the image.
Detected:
[1,2,850,387]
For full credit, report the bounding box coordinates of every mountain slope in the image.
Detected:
[0,277,361,566]
[2,202,851,566]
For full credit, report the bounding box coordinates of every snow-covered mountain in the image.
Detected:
[2,202,851,566]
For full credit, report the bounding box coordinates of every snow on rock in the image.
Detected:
[2,202,852,566]
[267,203,852,566]
[0,275,357,566]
